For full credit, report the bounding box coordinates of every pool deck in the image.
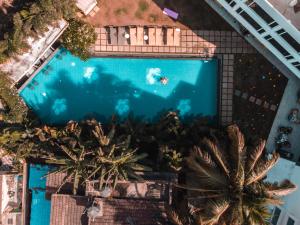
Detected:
[90,27,256,125]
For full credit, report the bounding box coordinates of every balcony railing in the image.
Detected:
[215,0,300,78]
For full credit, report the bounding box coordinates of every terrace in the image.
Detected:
[1,0,300,225]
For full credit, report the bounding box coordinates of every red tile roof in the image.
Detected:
[50,194,169,225]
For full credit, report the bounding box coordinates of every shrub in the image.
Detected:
[138,0,149,12]
[0,72,28,123]
[114,7,128,16]
[0,0,77,60]
[61,19,97,60]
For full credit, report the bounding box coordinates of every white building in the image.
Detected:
[206,0,300,79]
[205,1,300,225]
[267,158,300,225]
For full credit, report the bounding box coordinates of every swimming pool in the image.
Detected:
[20,49,218,124]
[28,164,51,225]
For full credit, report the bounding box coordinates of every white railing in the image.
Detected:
[215,0,300,78]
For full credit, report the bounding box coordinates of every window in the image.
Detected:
[7,218,13,224]
[271,207,281,225]
[286,217,295,225]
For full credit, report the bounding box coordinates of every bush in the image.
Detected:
[61,19,97,60]
[138,0,149,12]
[0,72,28,123]
[0,0,77,61]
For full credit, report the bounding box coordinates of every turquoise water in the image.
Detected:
[20,49,218,124]
[28,164,51,225]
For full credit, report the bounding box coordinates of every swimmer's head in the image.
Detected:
[160,77,168,85]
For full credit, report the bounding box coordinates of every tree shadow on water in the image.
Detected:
[25,63,218,125]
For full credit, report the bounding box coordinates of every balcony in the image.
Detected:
[213,0,300,78]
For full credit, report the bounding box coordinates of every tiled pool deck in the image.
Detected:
[90,28,256,125]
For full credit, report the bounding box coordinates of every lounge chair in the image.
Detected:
[155,27,164,46]
[166,28,174,46]
[118,27,128,45]
[174,28,181,46]
[136,27,144,46]
[148,27,156,46]
[129,27,137,45]
[109,27,118,45]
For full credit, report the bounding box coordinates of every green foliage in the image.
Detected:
[114,7,128,16]
[0,120,149,194]
[0,72,28,123]
[138,0,149,12]
[0,0,77,60]
[171,125,296,225]
[61,19,97,60]
[160,146,183,172]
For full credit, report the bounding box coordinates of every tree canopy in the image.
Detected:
[61,19,97,60]
[168,125,296,225]
[0,0,77,63]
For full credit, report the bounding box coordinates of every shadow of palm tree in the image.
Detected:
[22,58,219,125]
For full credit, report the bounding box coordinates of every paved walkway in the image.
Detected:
[92,28,255,56]
[90,27,256,125]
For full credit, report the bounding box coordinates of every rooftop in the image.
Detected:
[0,19,68,83]
[50,194,169,225]
[267,0,300,31]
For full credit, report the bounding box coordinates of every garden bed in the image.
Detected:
[233,54,288,139]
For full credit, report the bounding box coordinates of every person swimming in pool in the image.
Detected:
[160,76,169,85]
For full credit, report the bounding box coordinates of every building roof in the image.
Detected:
[267,158,300,220]
[0,19,68,83]
[267,0,300,31]
[76,0,97,15]
[50,194,169,225]
[46,172,73,194]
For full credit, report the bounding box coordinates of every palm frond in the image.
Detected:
[226,125,245,183]
[202,138,229,176]
[245,139,266,174]
[200,199,230,225]
[264,179,297,197]
[245,153,279,185]
[186,153,227,186]
[192,146,217,168]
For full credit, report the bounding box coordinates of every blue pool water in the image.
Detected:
[20,49,218,124]
[28,164,51,225]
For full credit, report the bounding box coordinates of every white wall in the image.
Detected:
[268,158,300,225]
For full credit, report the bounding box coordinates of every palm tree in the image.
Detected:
[46,143,93,195]
[0,0,12,14]
[170,125,296,225]
[87,120,150,189]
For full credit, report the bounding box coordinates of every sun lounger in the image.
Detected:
[155,27,164,46]
[174,28,181,46]
[166,28,174,46]
[129,27,137,45]
[163,8,179,20]
[148,27,156,46]
[109,27,118,45]
[136,27,144,46]
[118,27,128,45]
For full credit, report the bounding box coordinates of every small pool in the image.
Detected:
[20,49,219,124]
[28,164,51,225]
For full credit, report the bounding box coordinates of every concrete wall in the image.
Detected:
[268,158,300,225]
[266,76,300,163]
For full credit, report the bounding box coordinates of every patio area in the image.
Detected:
[84,0,233,30]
